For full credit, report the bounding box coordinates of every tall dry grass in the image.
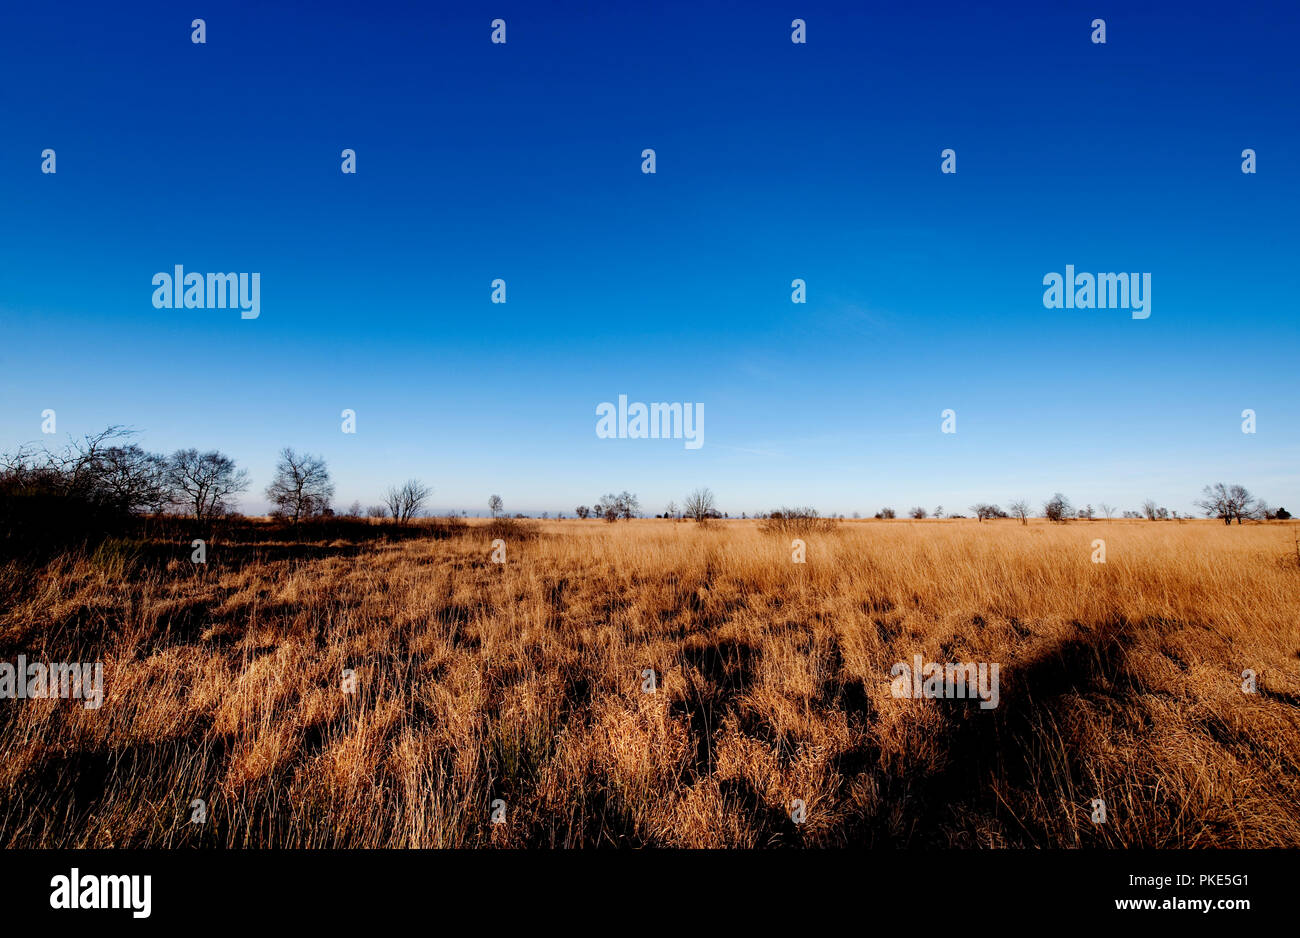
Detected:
[1,518,1297,847]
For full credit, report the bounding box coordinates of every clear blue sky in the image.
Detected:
[2,0,1297,517]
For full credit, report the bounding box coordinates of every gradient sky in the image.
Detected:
[2,0,1297,517]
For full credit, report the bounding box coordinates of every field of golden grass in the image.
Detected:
[1,517,1298,848]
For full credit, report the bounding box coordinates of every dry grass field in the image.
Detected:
[1,517,1298,848]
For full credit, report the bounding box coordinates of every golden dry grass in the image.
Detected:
[1,518,1298,847]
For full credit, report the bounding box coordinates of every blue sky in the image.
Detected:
[2,0,1297,517]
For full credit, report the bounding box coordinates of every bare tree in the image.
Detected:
[1196,483,1257,525]
[596,491,640,522]
[2,427,175,525]
[97,442,172,515]
[265,448,334,524]
[1228,485,1258,523]
[489,494,503,518]
[168,449,250,524]
[1007,499,1030,525]
[43,426,132,500]
[1141,499,1159,521]
[1043,493,1072,523]
[18,426,173,515]
[1098,502,1115,520]
[683,487,716,522]
[909,506,928,519]
[574,505,590,519]
[385,479,432,525]
[620,491,640,519]
[970,503,1002,522]
[665,500,678,520]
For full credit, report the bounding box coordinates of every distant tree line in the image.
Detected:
[869,486,1289,525]
[3,429,1290,552]
[0,428,443,547]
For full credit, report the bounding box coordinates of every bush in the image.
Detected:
[760,507,837,535]
[1043,493,1073,523]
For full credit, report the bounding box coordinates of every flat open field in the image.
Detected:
[2,518,1298,847]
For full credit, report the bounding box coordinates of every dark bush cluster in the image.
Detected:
[760,507,838,535]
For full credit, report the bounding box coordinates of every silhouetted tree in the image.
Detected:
[1043,493,1072,523]
[265,448,334,524]
[168,449,250,524]
[385,479,432,525]
[1196,483,1257,525]
[683,488,716,522]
